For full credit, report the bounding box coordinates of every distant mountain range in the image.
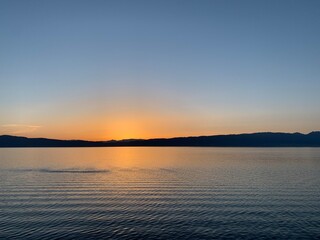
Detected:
[1,132,320,147]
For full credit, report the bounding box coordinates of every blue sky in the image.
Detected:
[1,0,320,139]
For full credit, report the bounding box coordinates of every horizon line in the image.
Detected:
[1,130,319,142]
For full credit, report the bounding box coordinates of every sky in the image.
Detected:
[1,0,320,140]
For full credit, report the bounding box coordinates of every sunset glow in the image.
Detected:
[1,1,320,239]
[1,1,320,140]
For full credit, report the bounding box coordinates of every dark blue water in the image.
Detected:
[0,147,320,239]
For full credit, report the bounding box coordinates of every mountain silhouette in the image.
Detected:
[1,132,320,147]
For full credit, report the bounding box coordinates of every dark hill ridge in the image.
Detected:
[1,132,320,147]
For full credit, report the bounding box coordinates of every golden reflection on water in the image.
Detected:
[0,147,319,170]
[0,147,220,170]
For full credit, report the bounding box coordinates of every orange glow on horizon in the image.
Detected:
[5,110,306,141]
[16,113,225,141]
[103,118,150,140]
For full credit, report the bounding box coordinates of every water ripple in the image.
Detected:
[1,167,320,239]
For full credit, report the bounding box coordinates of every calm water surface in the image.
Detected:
[0,147,320,239]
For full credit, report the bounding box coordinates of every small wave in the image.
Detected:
[40,168,110,173]
[159,168,176,172]
[116,167,176,173]
[13,168,110,174]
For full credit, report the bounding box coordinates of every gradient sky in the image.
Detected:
[1,0,320,140]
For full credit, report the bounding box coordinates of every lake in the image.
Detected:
[0,147,320,239]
